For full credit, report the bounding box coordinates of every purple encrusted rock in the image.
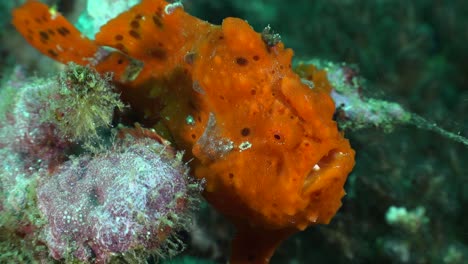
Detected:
[0,67,71,171]
[37,136,202,263]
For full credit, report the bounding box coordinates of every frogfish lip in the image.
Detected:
[303,147,354,191]
[299,145,355,226]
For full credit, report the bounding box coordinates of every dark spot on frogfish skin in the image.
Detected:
[129,30,141,39]
[152,14,163,28]
[116,43,126,53]
[241,127,250,136]
[130,20,140,29]
[57,27,70,36]
[134,14,143,20]
[39,31,49,40]
[48,49,58,57]
[236,57,248,66]
[148,48,167,60]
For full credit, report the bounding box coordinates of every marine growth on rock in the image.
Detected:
[37,134,202,263]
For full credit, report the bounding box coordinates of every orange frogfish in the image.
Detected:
[13,0,355,263]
